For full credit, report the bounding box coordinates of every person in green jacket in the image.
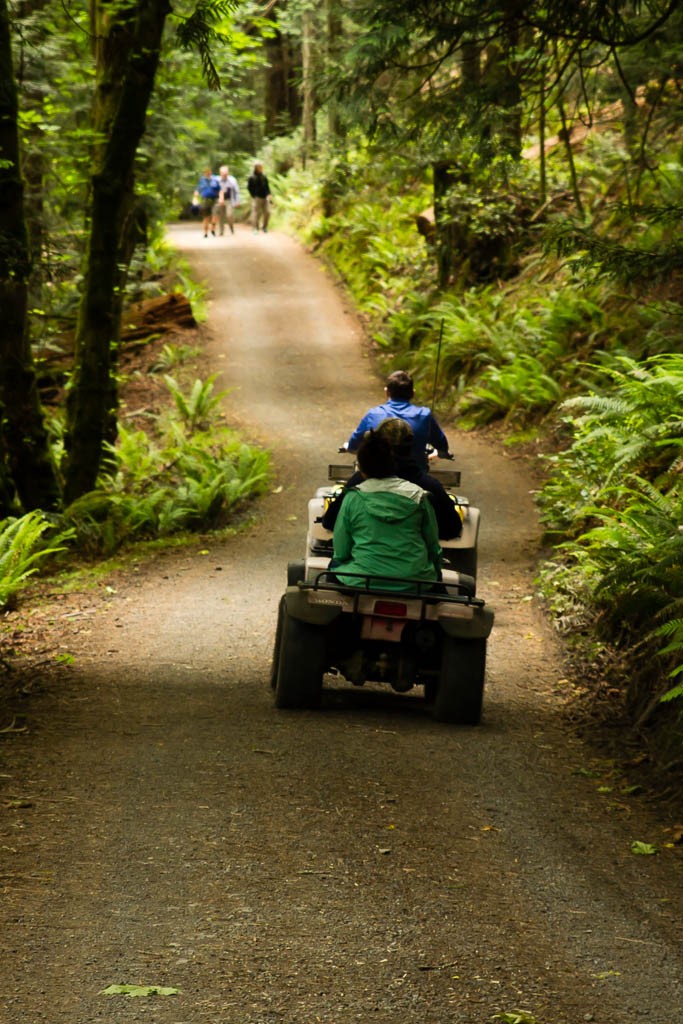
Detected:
[331,429,442,591]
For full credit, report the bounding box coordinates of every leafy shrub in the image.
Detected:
[59,377,271,556]
[0,513,72,609]
[163,374,227,431]
[539,354,683,536]
[538,354,683,717]
[150,342,200,372]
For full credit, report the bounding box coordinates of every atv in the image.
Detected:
[271,458,494,723]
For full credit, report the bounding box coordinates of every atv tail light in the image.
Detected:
[373,600,408,617]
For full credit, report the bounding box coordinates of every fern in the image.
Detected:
[0,513,71,607]
[59,379,270,554]
[163,374,228,431]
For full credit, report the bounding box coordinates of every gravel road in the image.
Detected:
[1,221,680,1024]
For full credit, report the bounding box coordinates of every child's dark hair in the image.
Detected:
[376,417,413,458]
[357,430,396,479]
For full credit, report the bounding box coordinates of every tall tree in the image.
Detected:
[64,0,237,503]
[332,0,681,285]
[324,0,343,141]
[300,1,315,165]
[0,0,60,512]
[63,0,171,502]
[263,0,302,136]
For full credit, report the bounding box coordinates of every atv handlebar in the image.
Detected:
[338,442,454,461]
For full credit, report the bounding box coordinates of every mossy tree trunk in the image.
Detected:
[0,0,61,513]
[264,28,301,136]
[63,0,170,504]
[301,6,315,167]
[433,160,458,289]
[325,0,344,141]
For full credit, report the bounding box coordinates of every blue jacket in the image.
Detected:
[196,174,220,199]
[347,399,451,471]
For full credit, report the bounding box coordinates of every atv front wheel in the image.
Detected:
[274,605,326,708]
[433,636,486,724]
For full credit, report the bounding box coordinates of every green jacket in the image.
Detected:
[332,477,442,591]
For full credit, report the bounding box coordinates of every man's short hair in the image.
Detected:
[385,370,414,400]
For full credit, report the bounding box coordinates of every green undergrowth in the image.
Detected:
[60,374,270,557]
[0,375,271,609]
[24,515,258,605]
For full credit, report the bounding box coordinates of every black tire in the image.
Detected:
[433,636,486,724]
[287,560,306,586]
[269,596,285,689]
[274,605,326,708]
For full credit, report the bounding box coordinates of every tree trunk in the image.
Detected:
[539,64,547,203]
[301,6,316,166]
[482,41,522,161]
[264,30,301,136]
[325,0,343,141]
[14,0,53,299]
[64,0,170,503]
[433,161,458,290]
[0,0,61,513]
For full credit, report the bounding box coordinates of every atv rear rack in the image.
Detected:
[298,569,484,608]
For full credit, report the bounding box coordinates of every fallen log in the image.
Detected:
[120,293,196,341]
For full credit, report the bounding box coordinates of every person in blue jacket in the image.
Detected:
[345,369,452,471]
[323,418,462,540]
[193,166,220,237]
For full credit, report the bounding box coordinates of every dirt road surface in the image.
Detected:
[1,222,681,1023]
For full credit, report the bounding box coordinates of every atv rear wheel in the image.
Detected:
[270,596,285,689]
[274,605,326,708]
[433,636,486,724]
[444,548,477,580]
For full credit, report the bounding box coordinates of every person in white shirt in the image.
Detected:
[213,165,241,236]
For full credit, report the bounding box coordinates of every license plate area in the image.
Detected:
[360,616,407,641]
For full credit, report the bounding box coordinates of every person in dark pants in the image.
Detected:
[323,418,462,540]
[193,166,220,237]
[247,161,272,233]
[214,165,241,235]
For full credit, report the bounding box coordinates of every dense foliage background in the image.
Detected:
[1,0,681,769]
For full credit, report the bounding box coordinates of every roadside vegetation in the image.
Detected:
[277,143,683,771]
[0,363,270,603]
[1,1,681,775]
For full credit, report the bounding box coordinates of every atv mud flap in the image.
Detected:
[438,604,494,640]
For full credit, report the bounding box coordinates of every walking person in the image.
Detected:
[247,161,272,233]
[193,166,220,237]
[214,164,241,236]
